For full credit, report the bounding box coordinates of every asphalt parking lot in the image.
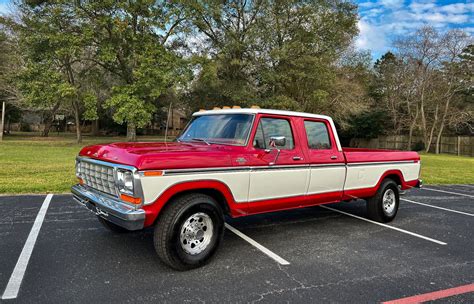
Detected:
[1,185,473,303]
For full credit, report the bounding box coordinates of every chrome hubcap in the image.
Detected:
[382,188,396,216]
[179,212,213,255]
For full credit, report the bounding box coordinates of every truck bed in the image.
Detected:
[343,148,420,164]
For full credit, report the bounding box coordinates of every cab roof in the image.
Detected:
[193,108,333,122]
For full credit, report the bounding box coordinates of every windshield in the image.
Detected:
[178,114,254,146]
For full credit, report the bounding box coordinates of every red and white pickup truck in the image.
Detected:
[72,108,422,270]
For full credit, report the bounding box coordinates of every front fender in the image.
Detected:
[142,180,245,227]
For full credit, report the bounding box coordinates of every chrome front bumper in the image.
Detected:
[71,184,145,231]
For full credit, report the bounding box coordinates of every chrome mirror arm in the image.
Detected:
[266,136,286,166]
[269,148,281,166]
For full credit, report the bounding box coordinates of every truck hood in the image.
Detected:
[79,141,234,170]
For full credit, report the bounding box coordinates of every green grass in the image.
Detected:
[419,153,474,185]
[0,133,473,194]
[0,133,170,194]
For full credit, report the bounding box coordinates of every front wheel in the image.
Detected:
[153,193,224,270]
[366,179,400,223]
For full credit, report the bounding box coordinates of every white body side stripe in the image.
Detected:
[140,162,420,205]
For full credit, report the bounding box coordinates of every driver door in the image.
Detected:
[247,116,309,203]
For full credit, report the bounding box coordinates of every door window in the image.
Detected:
[304,121,331,149]
[253,118,294,149]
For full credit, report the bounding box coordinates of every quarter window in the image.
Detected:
[304,121,331,149]
[253,118,294,149]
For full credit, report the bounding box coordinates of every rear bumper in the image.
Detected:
[71,184,145,231]
[415,179,423,188]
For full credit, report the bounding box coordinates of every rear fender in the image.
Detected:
[343,170,409,200]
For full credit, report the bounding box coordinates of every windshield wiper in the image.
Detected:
[191,138,211,145]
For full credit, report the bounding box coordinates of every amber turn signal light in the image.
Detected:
[120,194,142,205]
[143,171,163,177]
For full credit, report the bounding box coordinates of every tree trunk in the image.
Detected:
[91,119,99,136]
[435,122,444,154]
[436,93,452,154]
[42,118,53,137]
[420,88,428,149]
[407,104,419,150]
[73,100,82,144]
[41,101,61,137]
[425,104,439,153]
[127,122,136,141]
[65,62,82,144]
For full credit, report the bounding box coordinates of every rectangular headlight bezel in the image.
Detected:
[116,169,134,196]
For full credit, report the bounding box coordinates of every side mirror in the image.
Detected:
[269,136,286,148]
[267,136,286,166]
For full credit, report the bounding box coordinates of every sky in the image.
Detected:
[356,0,474,58]
[0,0,472,59]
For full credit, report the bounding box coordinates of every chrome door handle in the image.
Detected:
[293,156,303,161]
[330,156,337,160]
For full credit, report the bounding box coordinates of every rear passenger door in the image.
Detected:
[247,115,308,202]
[303,119,345,201]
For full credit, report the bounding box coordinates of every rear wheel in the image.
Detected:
[153,193,224,270]
[366,179,400,223]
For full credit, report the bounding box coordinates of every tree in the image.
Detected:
[0,23,22,130]
[3,1,98,142]
[185,0,359,122]
[257,0,358,113]
[78,1,187,141]
[393,26,472,152]
[434,31,472,153]
[16,61,75,136]
[183,0,265,106]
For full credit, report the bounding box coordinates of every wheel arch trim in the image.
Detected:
[142,180,242,227]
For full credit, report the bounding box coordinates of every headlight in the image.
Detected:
[116,169,134,195]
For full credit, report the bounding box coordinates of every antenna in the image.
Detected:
[164,102,172,142]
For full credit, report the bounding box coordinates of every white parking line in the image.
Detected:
[422,187,474,198]
[2,194,53,300]
[225,223,290,265]
[401,198,474,217]
[320,205,447,246]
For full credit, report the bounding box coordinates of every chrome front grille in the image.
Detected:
[79,161,117,196]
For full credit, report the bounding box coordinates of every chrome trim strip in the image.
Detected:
[310,163,346,168]
[346,161,416,167]
[76,156,137,171]
[163,167,250,176]
[250,165,309,172]
[143,163,348,176]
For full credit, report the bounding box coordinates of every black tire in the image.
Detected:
[366,179,400,223]
[153,193,224,270]
[97,216,129,233]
